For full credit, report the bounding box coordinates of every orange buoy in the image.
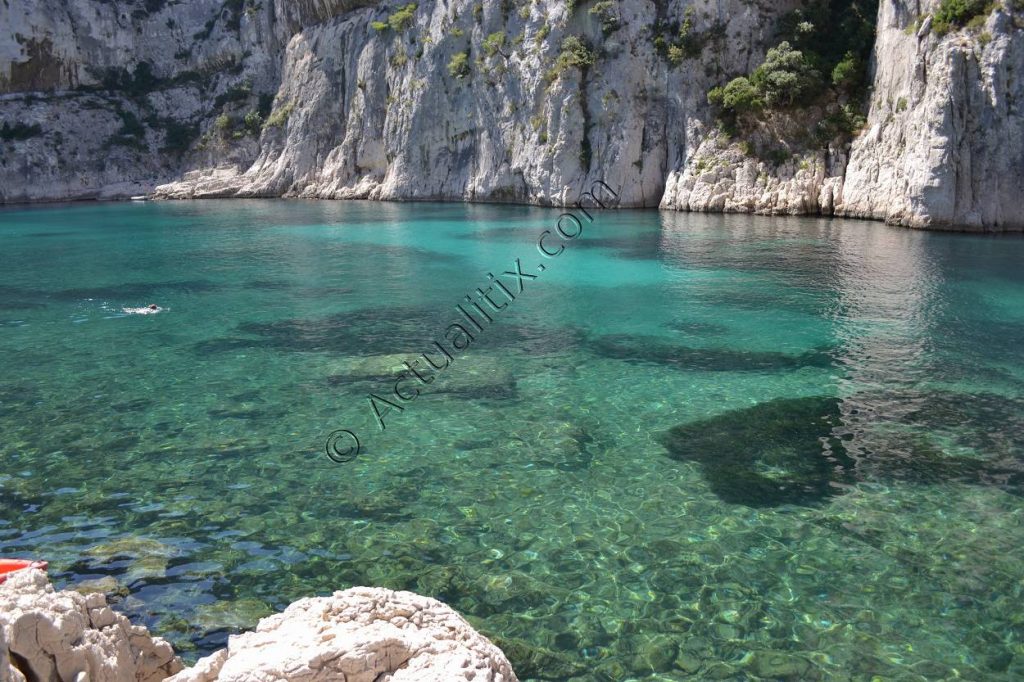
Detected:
[0,559,47,584]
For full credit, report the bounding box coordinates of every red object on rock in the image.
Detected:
[0,559,48,584]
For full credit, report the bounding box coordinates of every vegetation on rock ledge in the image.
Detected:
[932,0,994,35]
[544,35,595,83]
[448,51,471,79]
[372,3,418,32]
[706,0,877,154]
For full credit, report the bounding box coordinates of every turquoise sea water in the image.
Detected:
[1,200,1023,679]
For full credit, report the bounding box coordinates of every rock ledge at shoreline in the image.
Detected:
[1,570,518,682]
[0,569,182,682]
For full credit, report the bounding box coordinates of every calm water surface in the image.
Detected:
[1,200,1023,680]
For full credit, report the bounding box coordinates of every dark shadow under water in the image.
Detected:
[589,334,835,372]
[660,395,1024,507]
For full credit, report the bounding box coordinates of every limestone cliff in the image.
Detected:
[841,1,1024,229]
[0,0,1020,230]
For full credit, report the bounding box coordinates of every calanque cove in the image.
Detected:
[1,0,1022,230]
[2,0,1024,681]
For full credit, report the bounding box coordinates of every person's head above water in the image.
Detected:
[148,304,158,310]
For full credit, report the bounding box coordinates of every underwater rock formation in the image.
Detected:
[661,394,1024,507]
[0,568,183,682]
[660,396,854,507]
[168,586,518,682]
[589,334,835,371]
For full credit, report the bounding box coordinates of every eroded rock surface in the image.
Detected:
[0,568,183,682]
[168,586,518,682]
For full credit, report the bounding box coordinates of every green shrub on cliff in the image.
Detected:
[448,51,471,78]
[214,113,232,137]
[483,32,507,58]
[708,42,819,121]
[655,7,726,65]
[750,42,822,107]
[544,35,595,82]
[670,8,703,63]
[831,51,862,90]
[243,110,263,134]
[588,1,620,36]
[932,0,990,34]
[389,3,418,30]
[263,101,295,128]
[708,77,763,114]
[391,49,409,67]
[706,0,877,144]
[373,3,418,32]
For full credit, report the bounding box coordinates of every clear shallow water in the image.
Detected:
[1,200,1023,679]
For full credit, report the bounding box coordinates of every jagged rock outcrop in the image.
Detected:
[0,569,183,682]
[0,0,1021,230]
[167,586,518,682]
[0,572,516,682]
[0,0,805,207]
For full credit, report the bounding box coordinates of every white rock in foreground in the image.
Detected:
[0,568,183,682]
[169,587,518,682]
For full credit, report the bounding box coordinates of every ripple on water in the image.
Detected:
[1,202,1023,679]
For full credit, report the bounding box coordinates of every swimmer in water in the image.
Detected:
[122,303,163,315]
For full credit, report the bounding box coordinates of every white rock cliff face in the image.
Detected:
[167,587,518,682]
[0,0,1021,230]
[841,1,1024,229]
[0,569,183,682]
[660,1,1024,230]
[143,0,782,208]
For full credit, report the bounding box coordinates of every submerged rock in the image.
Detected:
[85,536,179,582]
[329,352,517,401]
[71,575,129,598]
[745,650,813,680]
[169,586,518,682]
[660,397,854,507]
[492,636,587,680]
[191,598,273,634]
[661,393,1024,507]
[0,568,183,682]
